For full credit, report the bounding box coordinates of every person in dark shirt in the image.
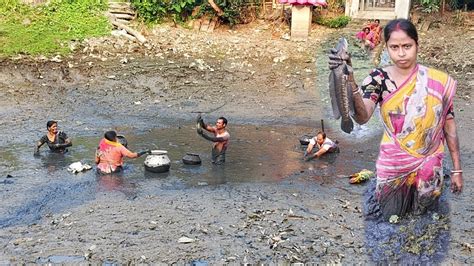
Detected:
[34,120,72,155]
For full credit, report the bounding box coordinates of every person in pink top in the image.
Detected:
[95,130,150,174]
[356,27,375,50]
[196,115,230,165]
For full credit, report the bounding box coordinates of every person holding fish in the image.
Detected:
[304,131,339,160]
[328,18,463,220]
[95,130,150,174]
[196,114,230,165]
[34,120,72,155]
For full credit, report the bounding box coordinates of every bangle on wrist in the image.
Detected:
[451,170,463,174]
[353,88,363,96]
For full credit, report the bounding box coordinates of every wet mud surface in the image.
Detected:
[0,22,473,263]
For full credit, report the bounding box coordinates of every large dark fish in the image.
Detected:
[329,37,355,133]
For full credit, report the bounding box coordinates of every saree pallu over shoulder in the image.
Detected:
[375,65,456,218]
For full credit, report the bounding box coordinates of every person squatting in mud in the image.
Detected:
[328,18,463,220]
[196,115,230,165]
[95,130,150,174]
[34,120,72,155]
[304,131,339,160]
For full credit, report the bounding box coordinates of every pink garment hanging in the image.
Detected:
[279,0,327,7]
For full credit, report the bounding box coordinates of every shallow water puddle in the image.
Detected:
[0,124,378,228]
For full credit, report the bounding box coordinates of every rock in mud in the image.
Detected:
[178,236,196,243]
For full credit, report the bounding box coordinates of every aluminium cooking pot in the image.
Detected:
[144,150,171,173]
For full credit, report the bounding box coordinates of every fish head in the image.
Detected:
[335,37,348,55]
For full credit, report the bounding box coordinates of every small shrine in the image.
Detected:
[279,0,327,40]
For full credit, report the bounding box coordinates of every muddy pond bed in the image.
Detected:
[0,22,472,264]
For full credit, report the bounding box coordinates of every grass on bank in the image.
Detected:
[0,0,111,56]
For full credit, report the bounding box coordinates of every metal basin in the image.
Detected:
[299,135,313,146]
[144,150,171,173]
[117,135,128,147]
[182,153,201,165]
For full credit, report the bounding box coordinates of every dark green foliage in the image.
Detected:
[131,0,261,25]
[130,0,168,22]
[315,15,350,28]
[202,0,261,26]
[419,0,440,13]
[131,0,200,23]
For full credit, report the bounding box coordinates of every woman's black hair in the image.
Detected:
[104,131,117,142]
[46,120,57,129]
[384,18,418,45]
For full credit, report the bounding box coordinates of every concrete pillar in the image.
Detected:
[291,5,312,41]
[346,0,360,17]
[395,0,411,18]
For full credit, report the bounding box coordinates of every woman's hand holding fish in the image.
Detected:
[328,48,352,69]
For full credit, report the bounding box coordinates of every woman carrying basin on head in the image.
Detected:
[95,130,150,174]
[329,19,463,220]
[34,120,72,155]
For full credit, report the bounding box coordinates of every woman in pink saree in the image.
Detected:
[329,19,463,220]
[95,131,150,174]
[356,27,376,50]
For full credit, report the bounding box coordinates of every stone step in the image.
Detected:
[108,13,135,20]
[352,10,397,20]
[109,7,135,14]
[109,7,136,15]
[109,2,131,8]
[116,18,130,24]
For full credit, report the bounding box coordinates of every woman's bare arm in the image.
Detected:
[444,118,463,193]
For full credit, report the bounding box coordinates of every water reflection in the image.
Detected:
[3,124,379,187]
[38,151,74,173]
[95,164,139,199]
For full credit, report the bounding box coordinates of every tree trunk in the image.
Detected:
[208,0,224,16]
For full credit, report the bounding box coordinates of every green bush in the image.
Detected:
[0,0,110,56]
[205,0,261,26]
[419,0,440,13]
[315,15,350,28]
[131,0,199,23]
[131,0,261,26]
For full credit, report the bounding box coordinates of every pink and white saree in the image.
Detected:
[375,64,457,218]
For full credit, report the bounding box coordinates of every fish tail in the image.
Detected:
[341,118,354,134]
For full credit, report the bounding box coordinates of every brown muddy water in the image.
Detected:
[0,124,378,228]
